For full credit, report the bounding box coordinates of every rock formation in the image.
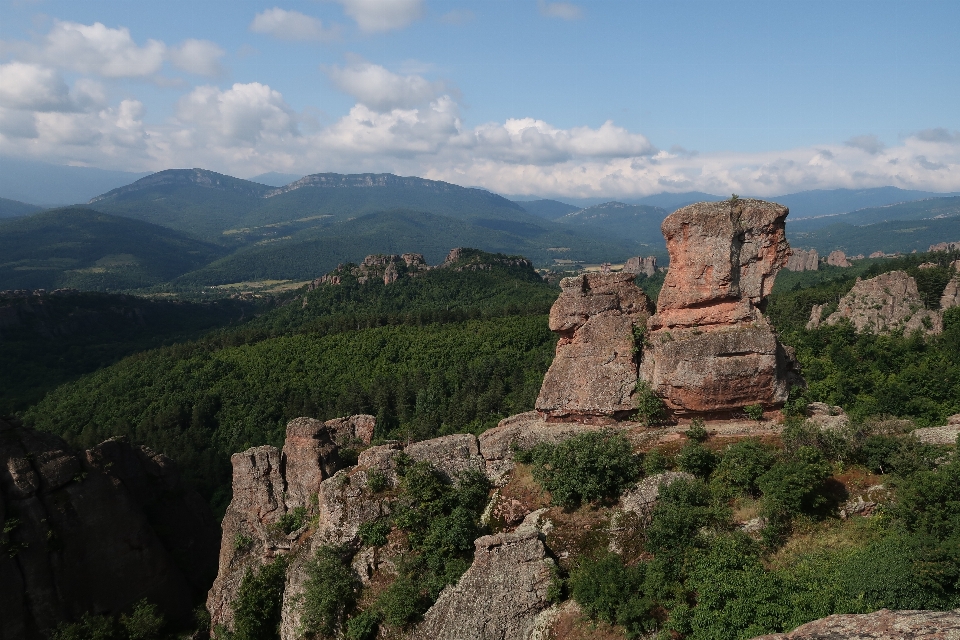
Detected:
[535,272,654,422]
[942,269,960,311]
[784,248,819,272]
[808,271,943,335]
[826,250,852,267]
[929,241,960,253]
[407,530,556,640]
[0,419,219,639]
[623,256,658,277]
[751,608,960,639]
[640,199,799,414]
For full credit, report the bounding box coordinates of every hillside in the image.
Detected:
[0,156,150,206]
[772,187,960,221]
[0,197,42,219]
[789,196,960,232]
[0,207,227,290]
[555,201,669,251]
[172,209,641,286]
[514,199,581,219]
[787,214,960,256]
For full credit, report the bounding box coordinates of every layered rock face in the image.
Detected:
[784,248,819,272]
[0,419,219,639]
[751,608,960,639]
[808,271,943,335]
[535,272,653,421]
[407,531,556,640]
[640,199,797,414]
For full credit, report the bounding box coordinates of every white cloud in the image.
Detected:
[914,127,960,144]
[176,82,298,145]
[39,21,165,77]
[538,1,582,21]
[0,62,72,111]
[337,0,424,32]
[169,39,225,76]
[250,8,338,42]
[325,60,445,111]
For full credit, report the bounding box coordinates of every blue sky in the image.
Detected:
[1,0,958,197]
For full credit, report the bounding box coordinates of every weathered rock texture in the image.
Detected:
[826,250,852,267]
[623,256,658,277]
[751,608,960,639]
[406,530,556,640]
[0,419,219,639]
[535,272,653,421]
[942,271,960,311]
[785,248,819,272]
[808,271,943,335]
[640,199,798,414]
[929,241,960,253]
[913,413,960,445]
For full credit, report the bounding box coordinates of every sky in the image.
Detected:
[1,0,958,198]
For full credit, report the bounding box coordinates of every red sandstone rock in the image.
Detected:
[641,199,798,414]
[535,272,653,421]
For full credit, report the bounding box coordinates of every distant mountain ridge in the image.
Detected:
[0,197,42,219]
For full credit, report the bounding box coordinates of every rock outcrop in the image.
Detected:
[807,271,943,335]
[913,413,960,445]
[0,419,219,639]
[784,248,819,272]
[929,241,960,253]
[751,608,960,639]
[623,256,658,277]
[826,250,852,267]
[640,199,799,414]
[407,530,556,640]
[535,272,653,422]
[942,270,960,311]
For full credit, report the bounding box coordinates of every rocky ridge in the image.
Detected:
[784,248,819,272]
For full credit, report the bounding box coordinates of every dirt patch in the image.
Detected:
[543,505,612,571]
[547,601,627,640]
[488,463,551,532]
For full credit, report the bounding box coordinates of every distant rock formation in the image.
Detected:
[622,256,658,277]
[807,271,943,335]
[535,272,653,422]
[640,199,799,415]
[942,267,960,311]
[929,241,960,252]
[826,250,851,267]
[784,248,819,272]
[751,608,960,640]
[0,419,220,639]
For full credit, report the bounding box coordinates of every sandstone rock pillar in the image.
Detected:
[640,199,799,415]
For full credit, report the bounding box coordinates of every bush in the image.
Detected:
[634,381,667,426]
[119,600,163,640]
[376,574,428,628]
[526,432,639,509]
[569,553,656,638]
[645,478,717,567]
[300,546,360,638]
[685,419,708,442]
[275,506,306,535]
[744,404,765,421]
[896,455,960,540]
[713,439,776,497]
[675,442,718,478]
[344,610,380,640]
[758,447,831,519]
[366,470,388,493]
[857,435,939,476]
[642,449,669,474]
[53,613,118,640]
[359,518,391,547]
[232,557,288,640]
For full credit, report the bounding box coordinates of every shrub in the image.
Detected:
[569,553,656,638]
[685,419,708,443]
[676,442,718,478]
[376,574,429,628]
[896,455,960,540]
[758,447,830,519]
[119,600,164,640]
[857,435,939,476]
[366,470,388,493]
[642,449,669,474]
[344,610,379,640]
[275,506,306,535]
[300,546,360,638]
[713,439,776,497]
[359,518,391,547]
[634,381,667,426]
[52,613,118,640]
[231,557,288,640]
[645,478,716,566]
[526,432,639,509]
[744,404,764,421]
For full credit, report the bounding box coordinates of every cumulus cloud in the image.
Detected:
[38,21,165,77]
[325,60,445,111]
[176,82,298,145]
[250,8,338,42]
[845,134,885,155]
[914,127,960,144]
[337,0,424,32]
[169,39,225,76]
[538,1,583,20]
[0,62,72,111]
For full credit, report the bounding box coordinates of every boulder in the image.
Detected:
[913,414,960,445]
[826,250,851,267]
[808,271,942,335]
[784,248,819,272]
[641,200,799,414]
[0,420,218,639]
[406,530,556,640]
[535,272,653,421]
[609,472,693,553]
[750,608,960,639]
[404,434,486,481]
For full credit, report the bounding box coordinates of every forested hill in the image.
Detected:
[21,250,562,509]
